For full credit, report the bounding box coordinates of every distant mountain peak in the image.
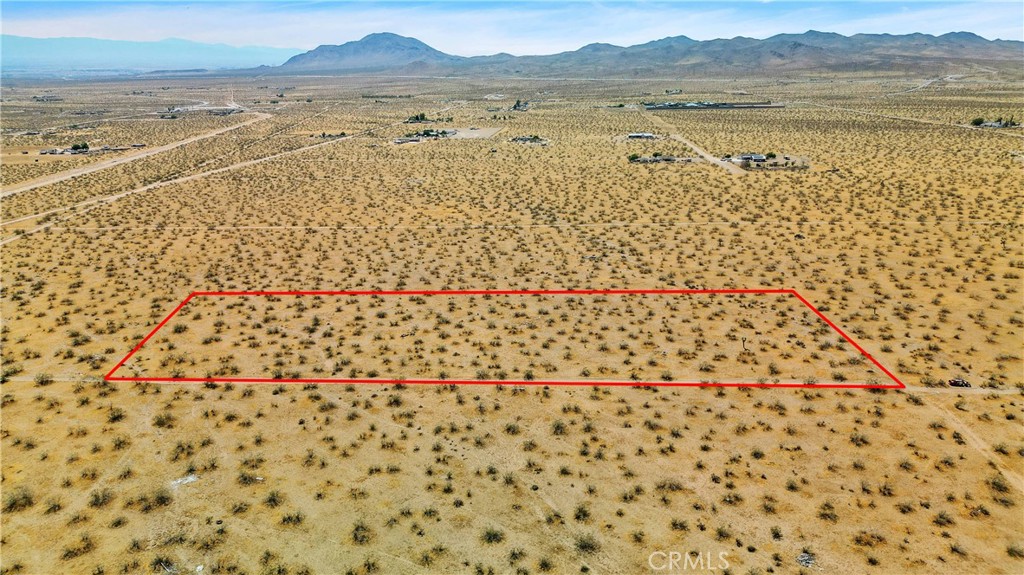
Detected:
[356,32,430,47]
[6,29,1019,78]
[633,35,698,50]
[275,29,1023,76]
[282,31,461,70]
[803,30,843,38]
[939,31,988,41]
[577,42,624,53]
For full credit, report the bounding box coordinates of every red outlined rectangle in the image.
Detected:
[104,289,905,389]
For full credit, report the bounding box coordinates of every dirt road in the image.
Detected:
[795,101,1024,139]
[642,111,747,175]
[1,112,271,199]
[932,402,1024,490]
[666,134,747,175]
[0,104,464,245]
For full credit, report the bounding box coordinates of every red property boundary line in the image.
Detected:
[104,289,905,389]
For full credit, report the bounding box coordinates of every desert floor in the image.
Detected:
[1,73,1022,575]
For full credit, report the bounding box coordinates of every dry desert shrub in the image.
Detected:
[1,74,1021,574]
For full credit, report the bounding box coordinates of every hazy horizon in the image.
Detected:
[2,1,1022,57]
[3,26,1021,61]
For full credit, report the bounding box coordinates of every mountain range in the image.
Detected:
[3,31,1021,78]
[279,31,1023,76]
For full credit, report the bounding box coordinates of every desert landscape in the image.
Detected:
[1,29,1023,575]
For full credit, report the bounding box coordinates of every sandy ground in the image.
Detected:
[1,112,270,199]
[448,127,504,139]
[1,73,1021,575]
[110,291,891,386]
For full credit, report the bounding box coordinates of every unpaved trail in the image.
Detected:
[906,386,1023,396]
[932,402,1024,491]
[643,112,747,175]
[0,134,352,234]
[1,112,271,199]
[0,104,464,245]
[882,75,966,97]
[794,101,1024,139]
[667,135,747,175]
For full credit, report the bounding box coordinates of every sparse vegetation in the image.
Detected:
[1,70,1021,575]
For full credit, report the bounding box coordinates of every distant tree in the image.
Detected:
[766,152,777,159]
[970,117,985,126]
[628,153,640,162]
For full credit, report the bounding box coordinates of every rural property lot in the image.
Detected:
[106,289,903,387]
[1,73,1021,575]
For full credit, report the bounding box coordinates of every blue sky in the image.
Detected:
[2,1,1021,54]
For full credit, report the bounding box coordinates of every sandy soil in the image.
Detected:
[1,73,1021,575]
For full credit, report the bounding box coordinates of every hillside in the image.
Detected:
[276,30,1024,76]
[280,32,462,71]
[4,31,1021,78]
